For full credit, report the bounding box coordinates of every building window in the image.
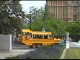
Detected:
[65,1,67,5]
[73,15,77,21]
[73,6,77,13]
[72,1,76,3]
[72,1,79,4]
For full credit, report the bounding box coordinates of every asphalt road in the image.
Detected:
[12,45,36,50]
[12,44,62,50]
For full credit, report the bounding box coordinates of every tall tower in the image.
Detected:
[46,1,80,25]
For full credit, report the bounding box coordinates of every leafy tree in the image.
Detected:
[66,19,80,42]
[0,1,25,34]
[26,6,45,22]
[23,6,66,36]
[22,17,66,36]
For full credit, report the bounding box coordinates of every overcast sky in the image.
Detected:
[19,1,46,13]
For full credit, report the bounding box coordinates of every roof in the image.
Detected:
[22,29,52,35]
[32,31,52,35]
[22,29,32,33]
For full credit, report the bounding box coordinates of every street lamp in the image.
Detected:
[28,13,32,30]
[66,32,70,49]
[66,32,69,41]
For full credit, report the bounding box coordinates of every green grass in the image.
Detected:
[5,55,19,59]
[65,48,80,59]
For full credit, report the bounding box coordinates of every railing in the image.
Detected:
[69,42,80,47]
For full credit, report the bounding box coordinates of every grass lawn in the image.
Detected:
[65,48,80,59]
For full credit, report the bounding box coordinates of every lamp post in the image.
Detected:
[66,32,69,41]
[66,32,70,49]
[10,0,13,3]
[28,13,32,30]
[42,28,46,32]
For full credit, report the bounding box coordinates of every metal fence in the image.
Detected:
[69,42,80,48]
[69,35,80,42]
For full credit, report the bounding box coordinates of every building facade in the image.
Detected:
[46,1,80,25]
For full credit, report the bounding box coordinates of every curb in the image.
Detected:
[59,48,66,59]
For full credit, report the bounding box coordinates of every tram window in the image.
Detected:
[33,34,43,39]
[44,35,48,39]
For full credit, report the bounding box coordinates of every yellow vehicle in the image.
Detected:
[18,29,62,48]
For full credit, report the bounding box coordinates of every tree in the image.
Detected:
[66,19,80,42]
[22,17,66,36]
[23,6,67,36]
[26,6,45,22]
[0,1,25,34]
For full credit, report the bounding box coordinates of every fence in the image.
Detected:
[69,42,80,48]
[66,41,80,49]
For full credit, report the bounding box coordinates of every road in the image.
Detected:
[0,45,36,59]
[12,45,35,50]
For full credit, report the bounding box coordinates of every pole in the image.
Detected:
[10,0,13,3]
[30,14,32,30]
[66,32,70,49]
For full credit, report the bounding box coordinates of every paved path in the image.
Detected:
[59,48,66,59]
[0,49,35,59]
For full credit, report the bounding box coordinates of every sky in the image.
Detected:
[19,1,46,14]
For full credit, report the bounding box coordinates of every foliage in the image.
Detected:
[66,19,80,41]
[0,1,25,34]
[26,6,45,22]
[22,24,30,29]
[22,6,67,36]
[22,17,66,36]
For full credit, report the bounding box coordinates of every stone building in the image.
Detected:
[46,1,80,25]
